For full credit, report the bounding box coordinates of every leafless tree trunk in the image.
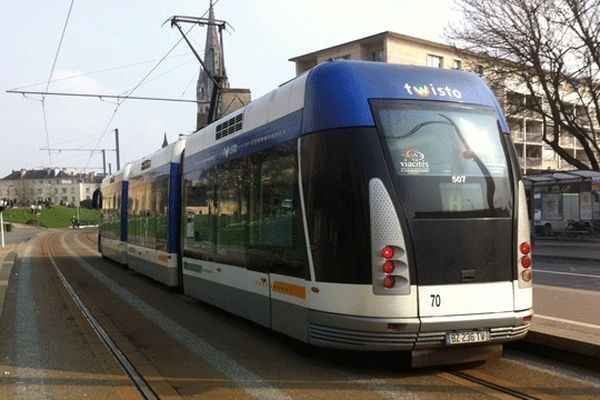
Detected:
[447,0,600,170]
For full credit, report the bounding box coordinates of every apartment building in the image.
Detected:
[290,31,589,174]
[0,168,101,207]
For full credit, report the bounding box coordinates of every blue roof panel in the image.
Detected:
[302,61,509,134]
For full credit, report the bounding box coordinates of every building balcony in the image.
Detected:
[518,157,543,167]
[525,132,543,142]
[559,136,576,148]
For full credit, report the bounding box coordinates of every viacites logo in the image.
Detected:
[404,83,463,99]
[399,149,429,173]
[401,149,425,161]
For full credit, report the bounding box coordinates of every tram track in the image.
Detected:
[65,231,544,400]
[443,369,541,400]
[45,232,160,400]
[38,230,598,400]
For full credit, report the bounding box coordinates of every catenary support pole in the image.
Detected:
[115,129,121,171]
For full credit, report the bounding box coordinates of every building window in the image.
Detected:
[427,54,444,68]
[453,59,462,70]
[476,64,484,75]
[372,50,384,62]
[335,54,351,60]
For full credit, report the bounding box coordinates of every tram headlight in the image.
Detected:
[521,269,533,282]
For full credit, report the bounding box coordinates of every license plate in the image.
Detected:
[445,330,490,345]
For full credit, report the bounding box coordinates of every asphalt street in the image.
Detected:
[534,258,600,291]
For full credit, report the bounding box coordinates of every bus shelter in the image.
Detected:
[523,170,600,239]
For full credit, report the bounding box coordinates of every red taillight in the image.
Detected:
[521,255,532,268]
[383,260,395,274]
[521,269,533,282]
[382,246,395,259]
[523,315,532,322]
[383,276,396,289]
[520,242,531,255]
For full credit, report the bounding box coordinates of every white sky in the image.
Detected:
[0,0,460,178]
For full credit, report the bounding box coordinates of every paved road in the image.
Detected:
[534,258,600,291]
[0,229,598,399]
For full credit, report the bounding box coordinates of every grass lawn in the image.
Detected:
[2,206,100,229]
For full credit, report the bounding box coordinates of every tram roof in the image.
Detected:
[302,60,509,134]
[185,61,509,162]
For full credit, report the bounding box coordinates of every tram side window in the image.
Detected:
[247,146,305,276]
[128,173,169,251]
[183,141,308,279]
[303,131,372,284]
[183,168,216,254]
[216,159,249,261]
[101,183,120,240]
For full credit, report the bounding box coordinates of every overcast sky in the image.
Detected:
[0,0,460,178]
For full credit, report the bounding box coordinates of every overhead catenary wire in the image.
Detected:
[83,0,220,171]
[83,22,198,171]
[8,90,205,104]
[10,53,190,92]
[42,0,76,165]
[119,57,198,92]
[21,1,221,173]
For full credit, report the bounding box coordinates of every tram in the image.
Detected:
[98,60,533,366]
[126,138,186,286]
[98,163,131,264]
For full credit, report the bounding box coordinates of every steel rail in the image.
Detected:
[45,233,159,400]
[449,370,542,400]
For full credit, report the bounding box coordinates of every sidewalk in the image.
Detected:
[527,237,600,361]
[0,223,41,316]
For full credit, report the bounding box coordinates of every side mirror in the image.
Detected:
[92,188,103,209]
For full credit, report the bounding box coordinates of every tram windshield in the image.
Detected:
[372,100,513,219]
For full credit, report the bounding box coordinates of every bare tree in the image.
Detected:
[447,0,600,170]
[13,180,34,205]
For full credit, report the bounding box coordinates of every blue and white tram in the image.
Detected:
[180,61,533,366]
[98,163,132,265]
[126,138,186,287]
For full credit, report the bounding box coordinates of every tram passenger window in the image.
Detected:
[216,160,248,261]
[183,169,216,254]
[182,140,308,279]
[303,130,372,284]
[246,145,306,277]
[127,168,169,251]
[100,183,121,240]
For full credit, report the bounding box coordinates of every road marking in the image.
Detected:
[504,351,600,388]
[66,234,292,400]
[535,269,600,279]
[534,314,600,331]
